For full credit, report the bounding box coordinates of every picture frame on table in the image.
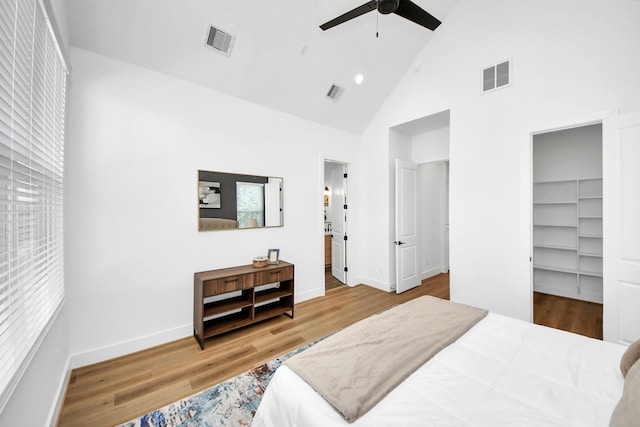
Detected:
[267,248,280,264]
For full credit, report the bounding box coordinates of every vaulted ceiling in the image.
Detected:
[65,0,459,133]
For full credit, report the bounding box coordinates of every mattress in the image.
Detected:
[252,313,626,427]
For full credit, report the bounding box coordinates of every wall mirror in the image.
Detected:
[198,170,283,231]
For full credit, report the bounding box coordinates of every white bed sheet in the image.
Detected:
[252,313,626,427]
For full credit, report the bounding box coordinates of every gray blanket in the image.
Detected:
[284,296,488,422]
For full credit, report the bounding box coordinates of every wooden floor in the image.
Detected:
[325,267,344,290]
[57,273,598,426]
[533,291,603,339]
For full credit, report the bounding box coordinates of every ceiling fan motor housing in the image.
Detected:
[378,0,400,14]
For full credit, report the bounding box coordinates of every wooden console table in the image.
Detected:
[193,261,295,349]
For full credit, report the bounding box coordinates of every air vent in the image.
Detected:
[482,60,511,93]
[205,25,234,57]
[326,84,345,102]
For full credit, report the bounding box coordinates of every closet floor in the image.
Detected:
[533,291,603,340]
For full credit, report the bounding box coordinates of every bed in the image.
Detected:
[252,296,639,427]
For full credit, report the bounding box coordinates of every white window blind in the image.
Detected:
[0,0,67,412]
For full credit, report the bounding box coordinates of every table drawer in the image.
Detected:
[203,275,248,296]
[255,266,293,284]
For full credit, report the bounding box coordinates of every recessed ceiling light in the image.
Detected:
[354,74,364,85]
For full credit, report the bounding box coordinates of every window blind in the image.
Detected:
[0,0,67,412]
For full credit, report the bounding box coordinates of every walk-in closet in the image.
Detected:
[532,123,603,303]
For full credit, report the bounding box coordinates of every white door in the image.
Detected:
[603,111,640,344]
[331,166,347,284]
[395,159,420,293]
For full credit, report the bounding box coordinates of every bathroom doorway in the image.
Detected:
[324,160,348,290]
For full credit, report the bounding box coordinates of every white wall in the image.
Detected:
[64,47,361,365]
[533,123,603,182]
[413,121,450,279]
[411,126,450,163]
[359,0,640,321]
[417,162,448,278]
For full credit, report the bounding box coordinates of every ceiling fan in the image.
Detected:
[319,0,441,32]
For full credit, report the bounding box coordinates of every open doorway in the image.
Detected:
[324,160,348,291]
[417,160,449,277]
[391,110,450,293]
[531,123,603,338]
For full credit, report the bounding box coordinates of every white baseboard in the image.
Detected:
[420,267,442,281]
[359,277,392,292]
[47,356,72,427]
[295,287,324,303]
[70,324,192,369]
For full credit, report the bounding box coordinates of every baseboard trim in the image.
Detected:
[360,277,392,292]
[420,267,442,281]
[295,287,324,303]
[70,324,192,369]
[47,356,71,427]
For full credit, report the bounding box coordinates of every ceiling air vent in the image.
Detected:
[482,60,511,93]
[326,84,345,102]
[205,25,235,57]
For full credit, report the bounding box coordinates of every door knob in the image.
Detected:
[394,241,406,246]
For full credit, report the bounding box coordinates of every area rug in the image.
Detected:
[117,338,324,427]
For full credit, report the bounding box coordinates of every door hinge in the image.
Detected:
[343,173,348,178]
[344,235,348,241]
[344,266,348,272]
[343,204,348,210]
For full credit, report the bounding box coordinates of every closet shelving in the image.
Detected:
[532,178,602,303]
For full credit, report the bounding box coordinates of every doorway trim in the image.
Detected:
[524,109,617,323]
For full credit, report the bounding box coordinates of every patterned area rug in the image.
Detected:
[117,338,323,427]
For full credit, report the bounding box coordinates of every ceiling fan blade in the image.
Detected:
[320,0,378,31]
[394,0,441,31]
